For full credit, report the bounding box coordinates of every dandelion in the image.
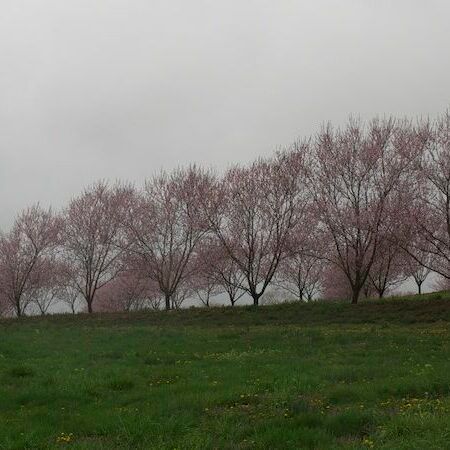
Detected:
[362,437,374,448]
[56,432,74,444]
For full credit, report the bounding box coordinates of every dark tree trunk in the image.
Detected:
[14,298,24,317]
[252,293,261,306]
[164,294,171,311]
[351,288,360,304]
[417,282,422,295]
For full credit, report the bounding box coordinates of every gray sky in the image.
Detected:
[1,0,449,229]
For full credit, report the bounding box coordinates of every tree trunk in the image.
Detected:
[15,298,23,317]
[351,288,360,304]
[87,297,93,313]
[417,282,422,295]
[164,293,171,311]
[252,293,261,306]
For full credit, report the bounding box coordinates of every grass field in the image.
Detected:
[1,293,449,449]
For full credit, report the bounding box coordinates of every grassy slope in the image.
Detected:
[0,293,449,449]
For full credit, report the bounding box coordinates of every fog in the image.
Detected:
[1,1,449,227]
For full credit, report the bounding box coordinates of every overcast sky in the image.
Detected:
[1,0,449,229]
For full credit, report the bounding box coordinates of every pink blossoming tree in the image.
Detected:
[61,182,130,313]
[205,149,310,305]
[308,118,427,303]
[0,205,61,317]
[123,166,211,310]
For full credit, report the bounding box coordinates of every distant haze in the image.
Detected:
[1,0,449,236]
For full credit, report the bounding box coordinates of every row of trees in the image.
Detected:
[0,111,448,317]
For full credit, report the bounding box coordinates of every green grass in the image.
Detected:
[0,292,449,449]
